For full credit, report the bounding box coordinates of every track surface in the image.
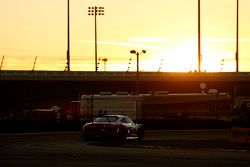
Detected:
[0,129,250,167]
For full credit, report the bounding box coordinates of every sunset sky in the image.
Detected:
[0,0,249,72]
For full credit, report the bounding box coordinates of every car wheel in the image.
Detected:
[83,135,92,141]
[137,127,144,141]
[82,130,92,141]
[118,126,126,141]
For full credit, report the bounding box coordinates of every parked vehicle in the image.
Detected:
[82,115,144,141]
[79,92,142,122]
[76,91,231,122]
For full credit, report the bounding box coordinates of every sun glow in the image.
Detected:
[202,52,235,72]
[141,40,197,72]
[140,38,239,72]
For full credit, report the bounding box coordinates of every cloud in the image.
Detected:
[73,37,250,52]
[204,38,250,43]
[74,40,162,51]
[128,37,172,43]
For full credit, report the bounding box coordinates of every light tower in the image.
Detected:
[88,6,105,72]
[130,50,146,93]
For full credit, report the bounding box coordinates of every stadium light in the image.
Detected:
[130,50,146,93]
[88,6,105,72]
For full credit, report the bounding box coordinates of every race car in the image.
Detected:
[82,115,144,141]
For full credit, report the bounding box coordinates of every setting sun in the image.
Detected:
[0,0,249,72]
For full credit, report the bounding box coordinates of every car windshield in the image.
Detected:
[93,116,118,123]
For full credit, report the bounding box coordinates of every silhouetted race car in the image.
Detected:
[82,115,144,141]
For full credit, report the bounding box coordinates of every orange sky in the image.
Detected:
[0,0,249,72]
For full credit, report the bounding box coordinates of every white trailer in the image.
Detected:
[78,91,231,122]
[79,92,143,121]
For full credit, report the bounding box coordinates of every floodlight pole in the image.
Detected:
[236,0,239,73]
[94,8,97,72]
[130,50,146,93]
[67,0,70,71]
[198,0,201,72]
[88,6,105,72]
